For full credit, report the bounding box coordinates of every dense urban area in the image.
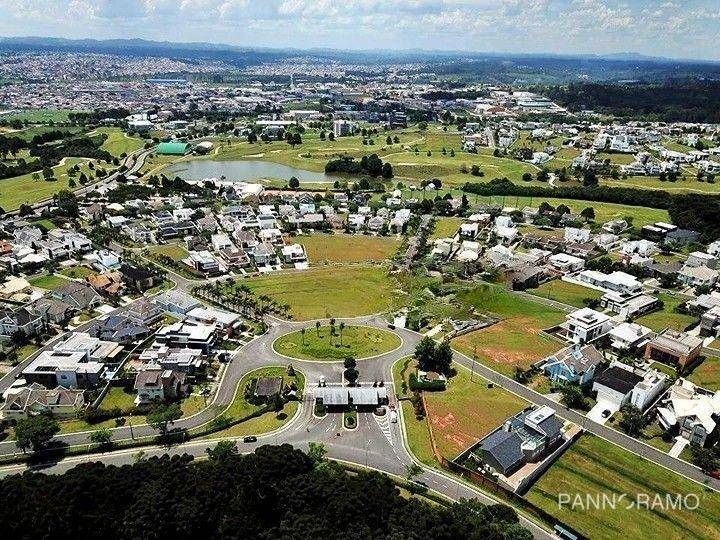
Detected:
[1,37,720,540]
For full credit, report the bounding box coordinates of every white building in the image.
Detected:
[562,308,613,344]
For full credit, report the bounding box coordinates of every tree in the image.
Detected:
[434,339,453,374]
[207,440,239,462]
[315,321,321,337]
[55,190,79,217]
[580,206,596,222]
[405,462,423,482]
[344,368,359,386]
[328,131,335,141]
[689,443,719,473]
[19,203,34,217]
[618,404,648,437]
[522,172,533,182]
[288,176,300,189]
[308,442,327,465]
[559,383,587,410]
[88,427,113,449]
[343,356,357,370]
[582,170,599,187]
[339,322,345,346]
[147,403,182,436]
[414,336,436,372]
[381,162,393,179]
[15,415,60,452]
[300,327,306,346]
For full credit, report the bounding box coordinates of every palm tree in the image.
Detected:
[339,322,345,346]
[329,323,335,346]
[301,328,306,346]
[315,321,321,337]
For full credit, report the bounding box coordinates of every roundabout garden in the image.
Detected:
[273,324,401,361]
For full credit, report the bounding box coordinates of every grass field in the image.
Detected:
[429,217,463,240]
[452,284,566,376]
[636,293,697,332]
[146,243,190,261]
[528,279,603,308]
[0,108,81,123]
[463,194,669,228]
[207,366,304,438]
[687,355,720,390]
[394,357,528,461]
[242,266,398,320]
[393,357,438,466]
[99,387,136,410]
[59,265,98,279]
[0,157,97,211]
[93,127,145,157]
[273,325,401,360]
[298,234,399,264]
[29,274,71,291]
[526,434,720,540]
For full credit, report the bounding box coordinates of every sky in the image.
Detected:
[0,0,718,61]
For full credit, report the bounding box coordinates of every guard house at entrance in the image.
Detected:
[315,386,388,411]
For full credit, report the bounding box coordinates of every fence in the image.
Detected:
[420,393,588,540]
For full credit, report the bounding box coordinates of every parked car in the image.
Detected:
[243,435,257,443]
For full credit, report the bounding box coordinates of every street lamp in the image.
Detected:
[365,438,372,467]
[129,412,134,440]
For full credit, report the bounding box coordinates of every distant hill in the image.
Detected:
[1,36,719,83]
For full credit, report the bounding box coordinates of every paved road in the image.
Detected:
[6,146,154,217]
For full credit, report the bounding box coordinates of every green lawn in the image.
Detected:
[0,157,98,211]
[429,217,463,240]
[393,357,439,466]
[687,355,720,391]
[241,266,398,320]
[29,274,71,291]
[394,356,528,461]
[452,284,566,376]
[636,293,697,332]
[206,366,305,438]
[526,434,720,540]
[0,108,82,123]
[147,243,190,261]
[273,325,401,360]
[464,194,669,228]
[528,279,603,308]
[91,127,145,157]
[59,266,98,279]
[99,387,136,410]
[298,234,399,264]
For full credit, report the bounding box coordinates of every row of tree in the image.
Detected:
[0,444,531,539]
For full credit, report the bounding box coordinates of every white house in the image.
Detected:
[548,253,585,273]
[564,227,591,244]
[562,308,613,344]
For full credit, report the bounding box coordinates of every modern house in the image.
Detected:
[479,406,564,476]
[644,330,703,371]
[592,363,644,414]
[154,321,217,353]
[608,322,654,351]
[560,308,613,344]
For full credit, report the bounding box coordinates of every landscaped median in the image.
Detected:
[273,325,401,361]
[196,366,305,439]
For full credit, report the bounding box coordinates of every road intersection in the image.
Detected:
[1,267,718,538]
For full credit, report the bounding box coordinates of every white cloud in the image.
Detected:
[0,0,717,60]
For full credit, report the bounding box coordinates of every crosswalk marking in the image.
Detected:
[373,413,393,447]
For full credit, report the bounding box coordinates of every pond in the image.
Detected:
[165,159,344,184]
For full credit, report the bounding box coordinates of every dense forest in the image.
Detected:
[534,81,720,123]
[0,444,530,540]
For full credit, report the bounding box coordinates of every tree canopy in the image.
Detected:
[0,445,529,539]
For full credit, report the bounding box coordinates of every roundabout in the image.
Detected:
[272,324,402,361]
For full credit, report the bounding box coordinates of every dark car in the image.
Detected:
[243,436,257,443]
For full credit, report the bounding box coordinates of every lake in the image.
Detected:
[165,159,344,184]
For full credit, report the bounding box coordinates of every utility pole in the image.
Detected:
[129,413,135,440]
[471,345,477,382]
